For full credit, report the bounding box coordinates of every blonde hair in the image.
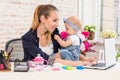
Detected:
[67,16,82,31]
[31,4,58,44]
[31,4,58,30]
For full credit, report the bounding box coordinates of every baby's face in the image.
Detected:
[65,23,75,35]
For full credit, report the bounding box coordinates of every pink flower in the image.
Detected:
[82,31,90,38]
[84,41,91,52]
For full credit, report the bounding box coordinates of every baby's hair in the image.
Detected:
[67,16,82,30]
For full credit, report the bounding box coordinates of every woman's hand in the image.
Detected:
[88,57,98,64]
[83,61,96,66]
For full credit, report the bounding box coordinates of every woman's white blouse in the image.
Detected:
[39,41,53,55]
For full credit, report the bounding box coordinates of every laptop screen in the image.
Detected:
[104,38,116,67]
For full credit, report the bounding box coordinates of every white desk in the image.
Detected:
[0,62,120,80]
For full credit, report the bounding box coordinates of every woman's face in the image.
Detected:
[44,11,59,33]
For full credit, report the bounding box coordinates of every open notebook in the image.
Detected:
[84,38,116,70]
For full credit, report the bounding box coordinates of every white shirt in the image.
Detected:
[67,35,80,45]
[39,41,53,55]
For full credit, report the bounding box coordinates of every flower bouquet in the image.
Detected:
[100,30,116,39]
[80,31,98,56]
[84,24,96,40]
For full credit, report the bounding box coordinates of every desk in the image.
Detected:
[0,62,120,80]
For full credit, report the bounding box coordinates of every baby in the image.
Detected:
[54,16,97,65]
[54,16,82,61]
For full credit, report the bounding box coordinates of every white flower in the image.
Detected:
[100,30,116,38]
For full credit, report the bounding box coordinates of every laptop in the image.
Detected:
[84,38,116,70]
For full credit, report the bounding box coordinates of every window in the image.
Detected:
[79,0,120,40]
[78,0,101,40]
[114,0,120,36]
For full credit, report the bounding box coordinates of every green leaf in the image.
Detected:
[116,53,120,58]
[84,24,96,32]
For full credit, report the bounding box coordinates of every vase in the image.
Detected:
[88,31,95,40]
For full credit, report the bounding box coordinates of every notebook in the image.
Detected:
[84,38,116,70]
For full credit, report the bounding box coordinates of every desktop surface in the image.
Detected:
[0,62,120,80]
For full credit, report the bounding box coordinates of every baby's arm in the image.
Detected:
[54,34,72,47]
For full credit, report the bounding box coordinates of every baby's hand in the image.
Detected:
[54,35,59,40]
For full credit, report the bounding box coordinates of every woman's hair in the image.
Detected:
[31,4,58,45]
[31,4,58,30]
[67,16,82,31]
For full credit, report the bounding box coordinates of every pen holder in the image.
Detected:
[0,50,11,71]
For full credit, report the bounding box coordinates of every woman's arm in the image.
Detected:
[80,54,89,61]
[80,54,98,64]
[54,58,95,66]
[54,53,94,66]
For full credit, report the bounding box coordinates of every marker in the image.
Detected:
[76,66,84,70]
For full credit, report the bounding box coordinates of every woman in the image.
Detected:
[22,4,60,61]
[22,4,97,66]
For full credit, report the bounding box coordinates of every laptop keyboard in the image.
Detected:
[92,63,106,67]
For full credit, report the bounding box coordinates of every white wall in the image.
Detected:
[0,0,78,49]
[102,0,114,31]
[78,0,101,40]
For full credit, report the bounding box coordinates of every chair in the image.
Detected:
[5,38,24,61]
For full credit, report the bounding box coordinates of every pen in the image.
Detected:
[7,47,13,63]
